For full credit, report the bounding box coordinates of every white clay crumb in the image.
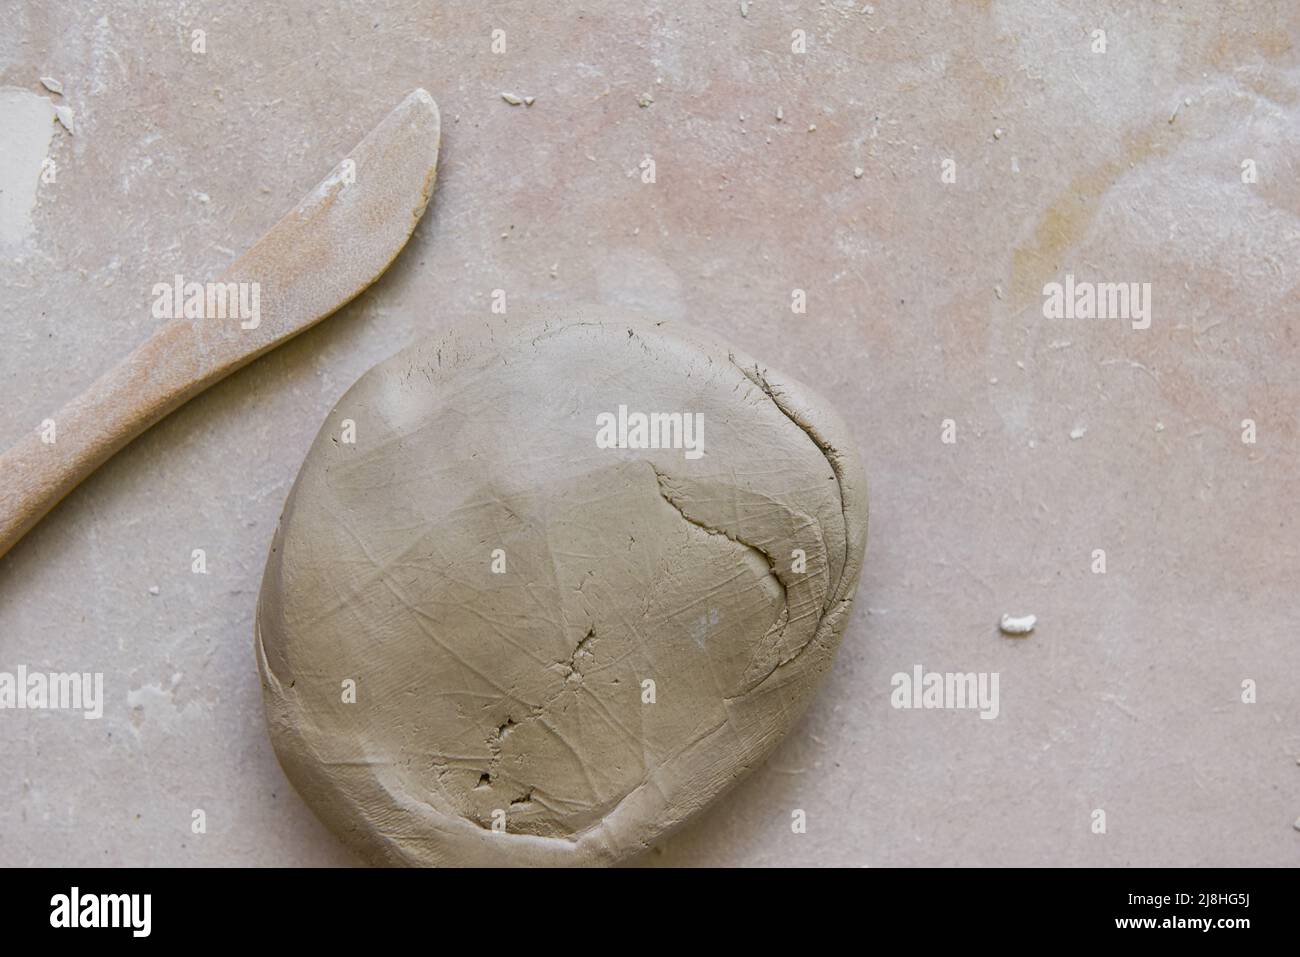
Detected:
[53,103,75,134]
[40,76,63,95]
[739,0,749,17]
[524,96,535,107]
[148,586,160,596]
[1070,426,1087,440]
[807,124,816,132]
[854,167,863,178]
[638,93,654,108]
[500,92,523,106]
[1000,613,1037,636]
[775,106,783,122]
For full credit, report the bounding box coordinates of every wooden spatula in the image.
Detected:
[0,88,441,561]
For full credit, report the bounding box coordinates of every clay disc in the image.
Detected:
[256,311,868,866]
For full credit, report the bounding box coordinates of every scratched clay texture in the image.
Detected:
[0,1,1297,865]
[257,315,868,865]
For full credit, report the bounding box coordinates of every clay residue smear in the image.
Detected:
[0,88,57,247]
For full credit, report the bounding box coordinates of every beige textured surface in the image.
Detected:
[1,1,1297,866]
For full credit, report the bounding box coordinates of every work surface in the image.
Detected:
[1,1,1296,866]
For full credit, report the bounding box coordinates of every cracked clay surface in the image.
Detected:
[255,311,868,866]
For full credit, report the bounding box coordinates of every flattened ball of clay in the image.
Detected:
[256,312,868,866]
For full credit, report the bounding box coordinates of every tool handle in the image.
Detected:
[0,313,259,560]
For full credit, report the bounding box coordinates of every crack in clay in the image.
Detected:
[522,626,601,722]
[713,357,868,692]
[725,596,856,700]
[481,716,518,785]
[728,356,851,607]
[564,628,595,681]
[471,627,604,825]
[465,491,783,834]
[650,462,806,690]
[649,464,789,608]
[497,717,517,738]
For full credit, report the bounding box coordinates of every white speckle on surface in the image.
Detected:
[1000,614,1037,636]
[53,103,75,134]
[39,76,63,95]
[524,95,535,106]
[148,585,160,596]
[0,87,56,246]
[853,166,863,178]
[1070,426,1087,440]
[126,673,191,731]
[127,681,171,711]
[993,127,1004,139]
